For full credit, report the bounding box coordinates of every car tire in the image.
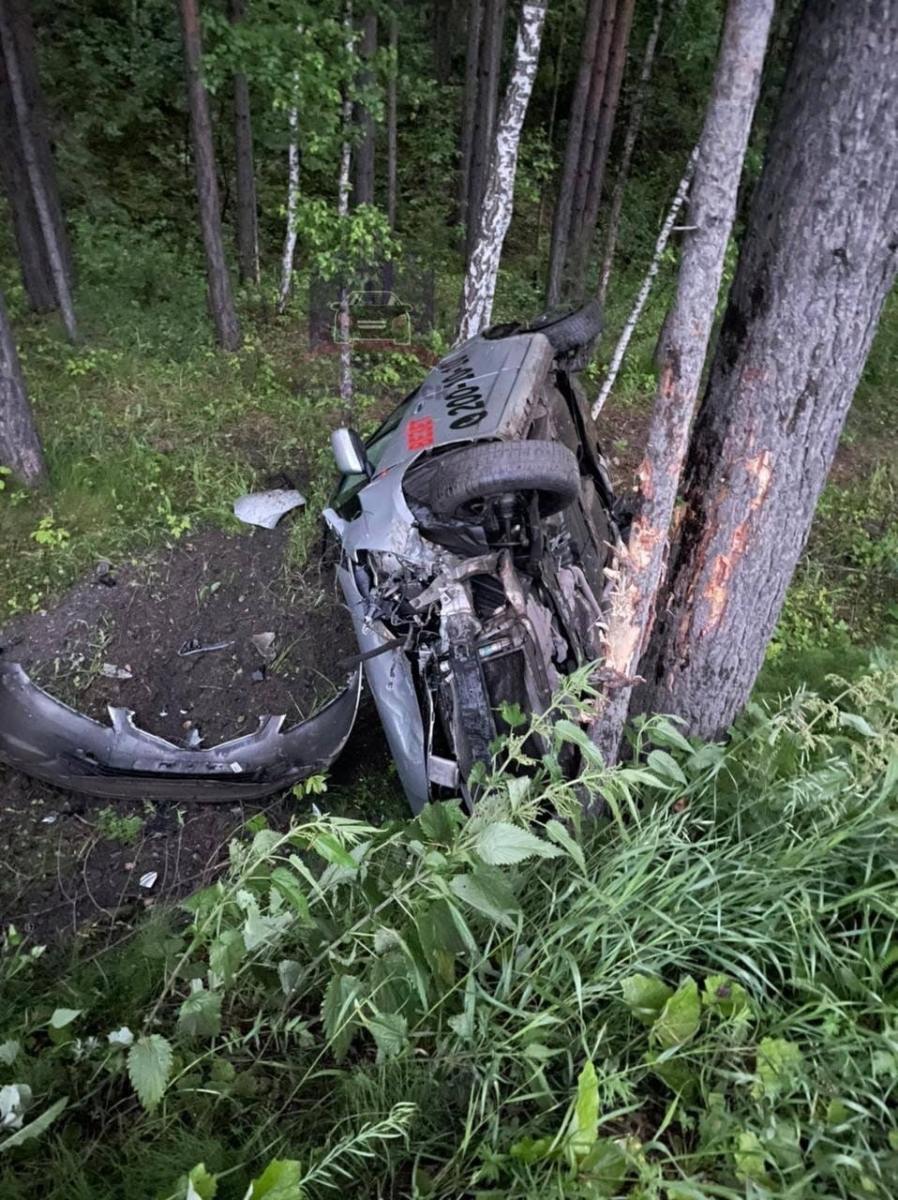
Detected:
[428,440,581,520]
[527,300,604,354]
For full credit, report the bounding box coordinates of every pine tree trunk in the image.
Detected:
[0,0,78,341]
[0,62,55,312]
[179,0,241,351]
[433,0,453,84]
[0,285,47,487]
[636,0,898,741]
[383,13,398,293]
[567,0,636,301]
[563,0,616,297]
[458,0,484,233]
[456,0,548,342]
[352,10,377,208]
[591,0,775,764]
[598,0,664,306]
[229,0,259,286]
[465,0,506,259]
[546,0,604,306]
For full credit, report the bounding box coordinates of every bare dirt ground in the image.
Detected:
[0,523,398,943]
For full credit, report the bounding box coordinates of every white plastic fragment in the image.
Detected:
[100,663,133,680]
[251,632,276,660]
[107,1027,134,1047]
[233,488,305,530]
[41,813,58,824]
[139,871,158,890]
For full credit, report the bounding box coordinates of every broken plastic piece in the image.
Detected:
[139,871,158,890]
[177,639,233,657]
[100,664,133,680]
[233,489,305,530]
[251,632,276,660]
[0,662,362,803]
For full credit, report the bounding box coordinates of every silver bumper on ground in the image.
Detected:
[0,662,361,803]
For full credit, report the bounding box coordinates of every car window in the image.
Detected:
[331,391,419,512]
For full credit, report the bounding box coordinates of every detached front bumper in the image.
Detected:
[0,662,361,803]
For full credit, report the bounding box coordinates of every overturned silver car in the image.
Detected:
[0,304,615,810]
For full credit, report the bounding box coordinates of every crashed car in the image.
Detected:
[0,303,616,810]
[325,301,618,810]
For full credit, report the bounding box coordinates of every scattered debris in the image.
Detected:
[139,871,158,890]
[41,813,58,824]
[177,638,234,657]
[100,663,133,680]
[251,668,266,684]
[251,631,276,660]
[233,488,305,530]
[185,727,203,749]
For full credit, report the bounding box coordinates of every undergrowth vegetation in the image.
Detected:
[2,652,896,1198]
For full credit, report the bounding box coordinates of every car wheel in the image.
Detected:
[527,300,604,354]
[427,440,581,521]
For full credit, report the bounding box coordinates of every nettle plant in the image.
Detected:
[1,656,897,1198]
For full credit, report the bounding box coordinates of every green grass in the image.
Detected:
[1,654,896,1198]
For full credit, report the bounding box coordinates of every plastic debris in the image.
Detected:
[251,631,276,660]
[185,728,202,749]
[139,871,158,890]
[41,813,58,824]
[177,638,233,657]
[233,488,305,530]
[100,663,133,680]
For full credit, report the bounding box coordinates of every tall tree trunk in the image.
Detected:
[178,0,241,351]
[433,0,453,84]
[458,0,484,233]
[456,0,548,342]
[0,62,55,312]
[567,0,636,301]
[636,0,898,741]
[465,0,506,259]
[591,0,775,763]
[383,12,398,293]
[598,0,664,307]
[546,0,604,306]
[536,0,569,262]
[0,285,47,487]
[0,0,77,341]
[352,10,377,208]
[562,0,616,296]
[338,1,354,410]
[277,23,303,315]
[229,0,259,286]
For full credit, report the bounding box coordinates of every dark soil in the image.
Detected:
[0,523,402,944]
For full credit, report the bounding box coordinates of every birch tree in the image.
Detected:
[277,24,303,315]
[337,1,354,408]
[456,0,548,343]
[636,0,898,741]
[591,0,776,763]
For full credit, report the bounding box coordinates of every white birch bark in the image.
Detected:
[277,25,303,315]
[338,1,353,409]
[455,0,548,344]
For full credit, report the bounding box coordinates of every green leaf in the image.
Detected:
[621,974,673,1024]
[554,719,605,766]
[544,819,585,870]
[0,1096,68,1153]
[127,1034,173,1112]
[177,987,222,1039]
[449,868,520,928]
[311,832,358,869]
[270,868,310,920]
[838,711,878,738]
[48,1007,81,1030]
[751,1037,804,1099]
[322,974,363,1062]
[646,749,687,785]
[651,977,701,1048]
[734,1129,768,1184]
[243,1158,304,1199]
[578,1137,628,1189]
[570,1060,599,1158]
[0,1040,19,1066]
[472,821,564,866]
[185,1163,218,1200]
[703,974,752,1018]
[417,800,462,844]
[367,1010,408,1059]
[208,928,245,987]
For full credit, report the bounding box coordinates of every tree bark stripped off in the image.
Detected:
[0,285,47,487]
[592,0,775,764]
[229,0,260,285]
[338,1,354,410]
[567,0,636,301]
[598,0,664,306]
[352,10,377,208]
[636,0,898,741]
[0,0,78,341]
[546,0,604,306]
[178,0,241,351]
[456,0,548,343]
[465,0,506,259]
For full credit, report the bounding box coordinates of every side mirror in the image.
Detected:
[331,428,372,478]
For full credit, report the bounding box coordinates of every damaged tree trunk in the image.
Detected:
[546,0,604,306]
[179,0,241,350]
[635,0,898,741]
[0,285,47,487]
[591,0,775,764]
[456,0,548,343]
[229,0,260,285]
